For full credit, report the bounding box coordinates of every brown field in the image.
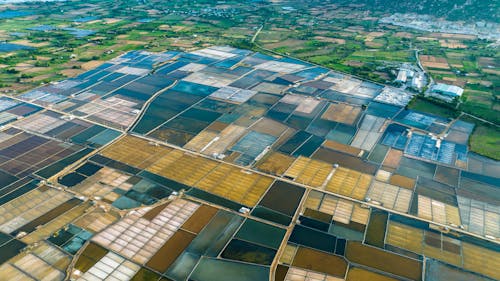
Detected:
[478,57,499,68]
[483,69,500,75]
[60,68,85,77]
[420,55,447,63]
[478,80,493,87]
[146,230,196,272]
[256,152,295,176]
[383,149,402,168]
[468,95,492,106]
[181,205,218,234]
[393,32,413,38]
[321,103,361,125]
[264,39,306,49]
[389,174,415,189]
[344,60,365,67]
[432,71,458,77]
[123,40,147,46]
[323,140,362,157]
[292,247,347,277]
[417,36,438,41]
[442,76,457,82]
[347,267,399,281]
[365,41,384,48]
[103,18,122,24]
[422,62,450,69]
[81,60,105,70]
[429,33,477,40]
[313,36,346,44]
[25,74,53,82]
[12,40,50,48]
[365,32,386,41]
[439,40,467,49]
[346,242,422,280]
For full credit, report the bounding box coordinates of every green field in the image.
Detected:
[408,97,459,119]
[469,124,500,161]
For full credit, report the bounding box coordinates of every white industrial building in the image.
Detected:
[395,70,408,83]
[428,83,464,102]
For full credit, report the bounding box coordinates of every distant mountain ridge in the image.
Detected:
[332,0,500,23]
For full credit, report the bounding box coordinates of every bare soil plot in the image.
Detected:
[321,103,361,125]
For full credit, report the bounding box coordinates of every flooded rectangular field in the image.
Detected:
[221,239,277,265]
[258,181,305,217]
[345,241,422,280]
[190,257,269,281]
[291,246,347,278]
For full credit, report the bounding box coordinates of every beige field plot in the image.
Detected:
[324,167,372,200]
[423,241,462,266]
[389,174,415,189]
[256,152,295,175]
[383,149,403,169]
[285,156,333,187]
[313,36,346,44]
[195,164,274,206]
[417,195,461,226]
[0,188,73,234]
[0,242,70,281]
[184,130,219,152]
[420,55,450,69]
[386,222,424,254]
[347,267,399,281]
[21,201,92,244]
[202,125,247,155]
[101,136,172,169]
[285,267,345,281]
[351,204,370,225]
[321,103,361,125]
[284,156,309,179]
[73,208,121,234]
[323,140,363,157]
[280,244,298,265]
[11,39,50,48]
[281,94,321,115]
[332,199,354,224]
[151,152,219,186]
[306,191,369,225]
[439,40,467,49]
[366,181,412,213]
[463,242,500,280]
[77,251,141,280]
[484,211,500,237]
[375,170,391,182]
[431,33,477,40]
[81,60,105,70]
[304,190,324,210]
[250,118,288,137]
[386,221,464,266]
[146,149,185,174]
[93,199,198,265]
[73,167,132,203]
